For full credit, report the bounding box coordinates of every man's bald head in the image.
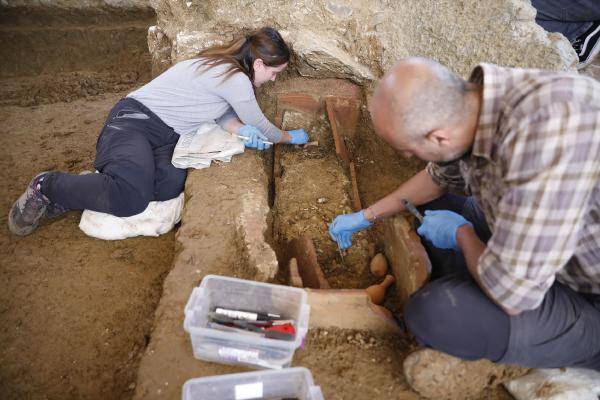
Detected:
[371,57,469,151]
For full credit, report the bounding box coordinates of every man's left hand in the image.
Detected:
[417,210,472,251]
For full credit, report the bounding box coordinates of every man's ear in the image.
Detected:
[425,128,450,147]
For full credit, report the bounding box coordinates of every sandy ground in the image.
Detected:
[0,92,175,400]
[1,12,584,396]
[0,84,519,400]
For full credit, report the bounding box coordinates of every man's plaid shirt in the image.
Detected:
[427,63,600,312]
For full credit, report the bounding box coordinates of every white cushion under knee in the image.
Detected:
[78,192,184,240]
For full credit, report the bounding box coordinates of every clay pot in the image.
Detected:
[369,253,388,277]
[365,275,396,305]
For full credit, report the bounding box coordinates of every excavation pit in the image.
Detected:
[3,0,586,397]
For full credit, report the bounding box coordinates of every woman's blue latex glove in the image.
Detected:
[328,210,373,250]
[416,210,473,251]
[288,129,309,145]
[239,125,271,150]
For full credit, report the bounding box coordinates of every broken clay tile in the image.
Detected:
[384,215,431,307]
[316,79,361,100]
[288,258,304,288]
[305,289,401,334]
[329,96,361,139]
[348,161,362,211]
[325,96,351,165]
[273,79,360,101]
[277,92,321,114]
[288,235,330,289]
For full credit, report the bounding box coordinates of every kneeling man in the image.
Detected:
[329,57,600,372]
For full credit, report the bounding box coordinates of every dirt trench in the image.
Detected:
[268,79,373,290]
[260,77,423,295]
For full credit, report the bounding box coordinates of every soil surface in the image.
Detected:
[295,327,414,400]
[0,70,146,107]
[0,91,175,400]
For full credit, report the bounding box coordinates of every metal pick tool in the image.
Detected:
[401,198,423,223]
[332,214,346,266]
[337,241,345,264]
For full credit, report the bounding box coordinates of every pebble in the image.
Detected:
[317,197,328,204]
[111,248,133,260]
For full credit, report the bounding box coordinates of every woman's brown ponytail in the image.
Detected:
[196,27,290,82]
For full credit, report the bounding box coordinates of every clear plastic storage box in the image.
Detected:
[184,275,310,369]
[182,367,324,400]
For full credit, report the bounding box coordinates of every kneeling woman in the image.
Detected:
[9,27,308,235]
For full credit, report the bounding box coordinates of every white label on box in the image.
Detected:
[234,382,263,400]
[218,347,260,362]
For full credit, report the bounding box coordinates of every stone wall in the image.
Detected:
[147,0,576,82]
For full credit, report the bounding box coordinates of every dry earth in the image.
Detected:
[0,91,175,400]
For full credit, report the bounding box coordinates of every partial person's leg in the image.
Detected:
[41,98,158,217]
[46,95,185,214]
[405,276,600,369]
[153,142,187,201]
[7,99,157,234]
[500,283,600,370]
[532,0,599,41]
[405,275,510,361]
[41,128,155,217]
[532,0,600,68]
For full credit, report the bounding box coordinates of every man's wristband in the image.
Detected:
[364,207,377,222]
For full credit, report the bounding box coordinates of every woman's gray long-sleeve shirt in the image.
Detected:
[127,58,282,142]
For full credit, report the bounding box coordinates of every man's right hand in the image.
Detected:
[328,210,373,249]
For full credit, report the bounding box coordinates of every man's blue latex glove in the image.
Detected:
[416,210,473,251]
[288,129,309,145]
[239,125,271,150]
[328,210,373,250]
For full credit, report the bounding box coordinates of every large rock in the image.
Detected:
[148,0,576,82]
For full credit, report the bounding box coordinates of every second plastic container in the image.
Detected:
[182,367,324,400]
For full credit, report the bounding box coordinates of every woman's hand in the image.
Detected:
[288,129,309,145]
[238,125,271,150]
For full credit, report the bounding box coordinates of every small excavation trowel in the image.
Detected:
[401,198,423,223]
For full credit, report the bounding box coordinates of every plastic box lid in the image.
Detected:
[182,367,324,400]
